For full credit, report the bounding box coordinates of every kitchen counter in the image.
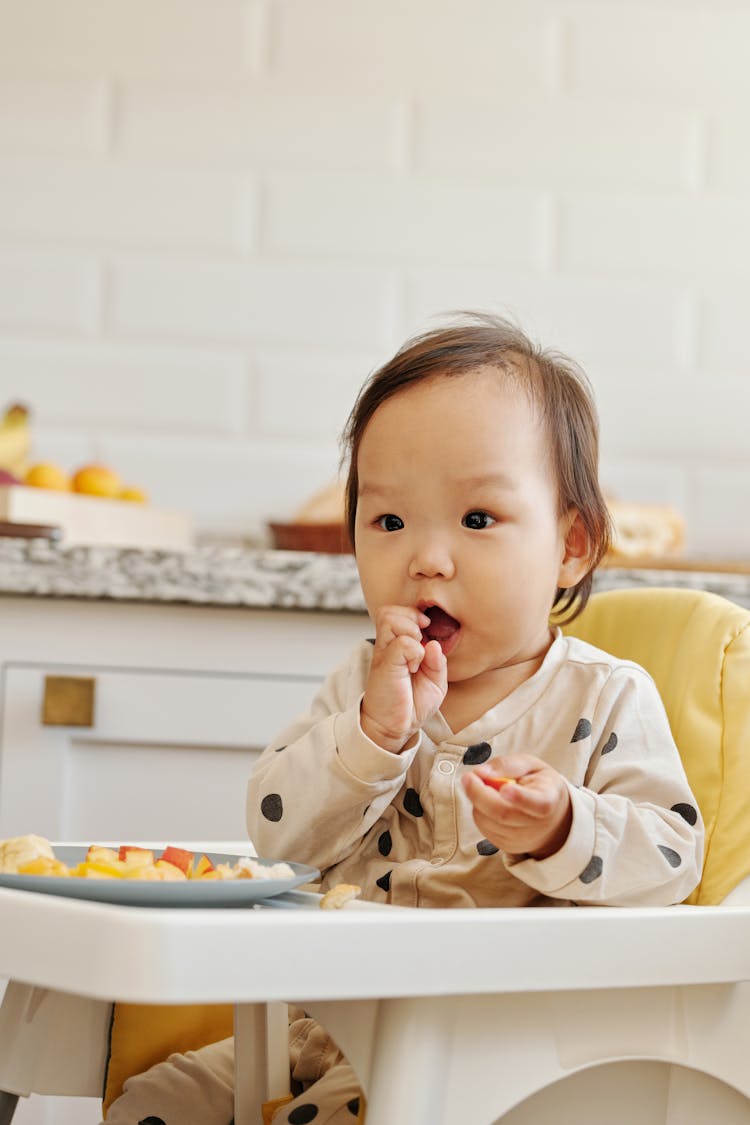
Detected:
[0,538,749,611]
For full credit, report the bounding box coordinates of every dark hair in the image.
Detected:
[341,311,611,620]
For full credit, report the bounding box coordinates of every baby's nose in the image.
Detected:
[408,538,456,580]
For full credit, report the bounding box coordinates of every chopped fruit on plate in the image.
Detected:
[0,835,295,882]
[74,859,135,879]
[86,845,119,864]
[118,845,155,865]
[17,857,71,877]
[160,846,194,877]
[194,854,214,877]
[154,858,188,880]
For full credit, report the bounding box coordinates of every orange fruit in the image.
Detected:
[24,462,71,491]
[119,485,148,503]
[72,464,121,498]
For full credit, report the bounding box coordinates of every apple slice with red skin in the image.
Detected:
[118,845,155,865]
[160,845,195,876]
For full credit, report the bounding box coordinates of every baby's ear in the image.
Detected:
[558,510,591,589]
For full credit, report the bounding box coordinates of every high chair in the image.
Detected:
[1,586,749,1125]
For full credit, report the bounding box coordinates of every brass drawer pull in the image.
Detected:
[42,676,96,728]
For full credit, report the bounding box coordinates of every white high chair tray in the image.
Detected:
[2,887,750,1125]
[0,848,319,907]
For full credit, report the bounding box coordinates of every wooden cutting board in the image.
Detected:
[0,519,61,540]
[0,487,193,550]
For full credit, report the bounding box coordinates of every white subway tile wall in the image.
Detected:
[0,0,747,555]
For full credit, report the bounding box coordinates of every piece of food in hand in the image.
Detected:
[481,774,517,791]
[0,834,56,874]
[319,883,362,910]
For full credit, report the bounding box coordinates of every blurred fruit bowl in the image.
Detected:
[267,521,351,555]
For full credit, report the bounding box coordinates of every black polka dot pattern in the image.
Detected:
[600,732,618,754]
[403,787,423,817]
[463,742,492,765]
[376,870,392,892]
[658,845,682,868]
[289,1106,319,1124]
[476,839,499,856]
[378,830,392,856]
[347,1097,360,1116]
[571,718,592,742]
[579,855,603,883]
[260,793,283,822]
[138,1119,166,1125]
[672,802,698,826]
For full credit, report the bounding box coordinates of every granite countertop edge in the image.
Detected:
[0,539,748,612]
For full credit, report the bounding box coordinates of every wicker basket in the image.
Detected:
[267,521,352,554]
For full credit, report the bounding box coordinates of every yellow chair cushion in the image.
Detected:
[102,1003,233,1115]
[562,586,750,905]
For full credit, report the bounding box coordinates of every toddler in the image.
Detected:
[106,313,704,1125]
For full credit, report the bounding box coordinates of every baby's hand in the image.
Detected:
[461,755,572,859]
[360,605,448,754]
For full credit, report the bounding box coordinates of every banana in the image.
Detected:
[0,403,31,477]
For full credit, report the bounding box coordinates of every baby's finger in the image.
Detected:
[375,633,425,674]
[420,638,447,678]
[374,605,430,646]
[476,753,546,782]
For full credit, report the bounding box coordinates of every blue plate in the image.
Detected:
[0,848,319,908]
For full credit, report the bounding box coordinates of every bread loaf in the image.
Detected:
[607,501,684,560]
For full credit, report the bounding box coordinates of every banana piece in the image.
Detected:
[0,403,31,477]
[0,834,55,874]
[319,883,361,910]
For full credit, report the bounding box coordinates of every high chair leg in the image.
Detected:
[0,1091,19,1125]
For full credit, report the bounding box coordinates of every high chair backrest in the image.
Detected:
[562,586,750,905]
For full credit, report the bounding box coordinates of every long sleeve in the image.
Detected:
[247,643,419,871]
[247,632,704,910]
[504,661,704,906]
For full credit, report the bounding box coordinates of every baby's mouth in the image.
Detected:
[421,606,461,653]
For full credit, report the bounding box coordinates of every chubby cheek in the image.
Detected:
[356,544,392,616]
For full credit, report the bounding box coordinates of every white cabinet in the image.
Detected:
[0,595,369,1124]
[0,596,369,843]
[0,667,319,841]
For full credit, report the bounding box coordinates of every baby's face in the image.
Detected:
[354,367,585,690]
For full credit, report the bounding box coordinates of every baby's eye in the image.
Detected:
[462,510,496,530]
[377,514,404,532]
